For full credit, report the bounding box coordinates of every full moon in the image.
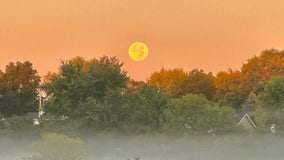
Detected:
[128,42,149,61]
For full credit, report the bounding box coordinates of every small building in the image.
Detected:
[236,112,256,132]
[27,112,42,125]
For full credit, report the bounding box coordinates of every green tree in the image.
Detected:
[0,61,41,116]
[123,85,170,134]
[254,106,284,133]
[78,89,129,133]
[254,76,284,132]
[258,75,284,110]
[44,56,128,118]
[162,94,236,134]
[176,69,216,100]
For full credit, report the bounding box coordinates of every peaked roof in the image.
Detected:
[236,112,256,127]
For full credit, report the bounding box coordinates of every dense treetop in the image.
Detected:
[0,61,40,116]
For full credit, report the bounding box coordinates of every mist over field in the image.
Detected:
[2,135,284,160]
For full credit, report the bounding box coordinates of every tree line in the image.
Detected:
[1,48,284,135]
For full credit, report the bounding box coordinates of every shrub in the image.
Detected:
[5,115,35,131]
[39,114,83,137]
[162,94,236,134]
[26,133,88,160]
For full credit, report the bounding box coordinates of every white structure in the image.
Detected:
[270,124,276,134]
[237,112,256,132]
[32,88,47,125]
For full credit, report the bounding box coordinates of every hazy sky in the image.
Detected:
[1,0,284,80]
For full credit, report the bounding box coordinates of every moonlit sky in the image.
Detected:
[1,0,284,80]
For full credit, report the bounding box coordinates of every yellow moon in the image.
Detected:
[128,42,149,61]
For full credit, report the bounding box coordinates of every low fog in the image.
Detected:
[2,135,284,160]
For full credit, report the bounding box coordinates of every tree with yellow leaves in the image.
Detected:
[147,68,189,97]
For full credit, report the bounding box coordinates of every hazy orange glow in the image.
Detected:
[1,0,284,80]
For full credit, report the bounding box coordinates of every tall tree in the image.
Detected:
[124,85,170,133]
[147,68,188,97]
[240,49,284,95]
[176,69,216,100]
[214,69,246,110]
[44,56,128,118]
[0,61,41,116]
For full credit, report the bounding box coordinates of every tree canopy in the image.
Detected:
[258,75,284,110]
[147,68,189,97]
[44,56,128,118]
[240,49,284,95]
[214,69,245,110]
[0,61,41,116]
[162,94,236,134]
[176,69,216,100]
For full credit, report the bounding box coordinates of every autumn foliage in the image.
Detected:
[1,49,284,134]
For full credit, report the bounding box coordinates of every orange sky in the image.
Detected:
[1,0,284,80]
